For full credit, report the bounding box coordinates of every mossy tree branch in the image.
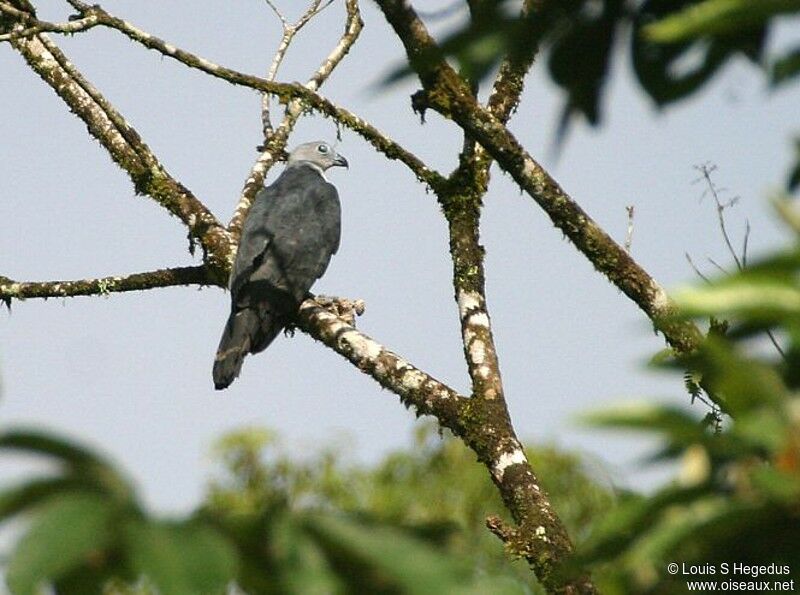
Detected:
[375,0,705,361]
[0,267,213,303]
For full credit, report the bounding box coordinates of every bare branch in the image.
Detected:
[685,253,712,284]
[263,0,289,27]
[486,0,541,124]
[0,266,212,302]
[624,205,635,253]
[0,2,100,41]
[260,0,333,137]
[695,163,743,270]
[230,0,365,245]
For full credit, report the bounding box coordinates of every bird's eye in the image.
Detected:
[317,144,329,154]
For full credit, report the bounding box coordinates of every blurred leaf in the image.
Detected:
[749,466,800,502]
[0,428,110,468]
[674,279,800,320]
[547,0,625,132]
[122,520,238,595]
[577,486,708,561]
[772,46,800,87]
[645,0,800,42]
[790,137,800,192]
[6,492,115,595]
[582,403,707,443]
[0,428,131,500]
[269,512,346,595]
[695,339,787,414]
[303,514,473,594]
[633,0,767,105]
[0,478,91,521]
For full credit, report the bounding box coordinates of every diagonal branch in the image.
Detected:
[297,298,467,423]
[7,26,231,279]
[0,266,213,302]
[376,0,705,360]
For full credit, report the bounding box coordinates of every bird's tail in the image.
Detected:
[213,309,257,390]
[213,308,282,390]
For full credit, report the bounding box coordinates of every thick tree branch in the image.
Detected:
[0,266,213,302]
[376,0,705,359]
[443,0,544,405]
[229,0,363,246]
[7,26,231,279]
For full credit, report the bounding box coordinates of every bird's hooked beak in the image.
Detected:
[333,154,349,169]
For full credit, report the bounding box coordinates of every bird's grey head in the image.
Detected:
[287,141,348,171]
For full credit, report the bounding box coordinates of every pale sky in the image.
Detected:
[1,1,798,514]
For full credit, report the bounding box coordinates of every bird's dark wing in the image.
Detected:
[230,164,341,309]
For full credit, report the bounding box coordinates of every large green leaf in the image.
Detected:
[269,512,346,594]
[122,520,238,595]
[303,514,474,594]
[772,46,800,87]
[632,0,766,105]
[0,429,131,499]
[6,492,115,595]
[645,0,800,42]
[0,429,110,467]
[0,478,92,521]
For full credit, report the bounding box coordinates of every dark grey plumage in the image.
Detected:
[213,141,347,389]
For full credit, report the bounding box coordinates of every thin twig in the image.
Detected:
[706,257,729,275]
[260,0,332,137]
[695,163,743,270]
[624,205,635,253]
[685,253,712,284]
[0,1,100,41]
[230,0,366,247]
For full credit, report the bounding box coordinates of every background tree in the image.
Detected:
[1,0,798,593]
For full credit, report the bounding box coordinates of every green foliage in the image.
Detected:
[201,425,616,594]
[0,429,239,595]
[0,425,613,594]
[394,0,798,185]
[574,199,800,593]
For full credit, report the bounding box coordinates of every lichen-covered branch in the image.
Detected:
[376,0,704,359]
[297,297,468,424]
[0,1,99,41]
[0,266,213,303]
[6,25,231,278]
[442,0,544,404]
[373,1,601,592]
[228,0,363,246]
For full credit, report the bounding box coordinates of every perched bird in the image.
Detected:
[213,141,348,390]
